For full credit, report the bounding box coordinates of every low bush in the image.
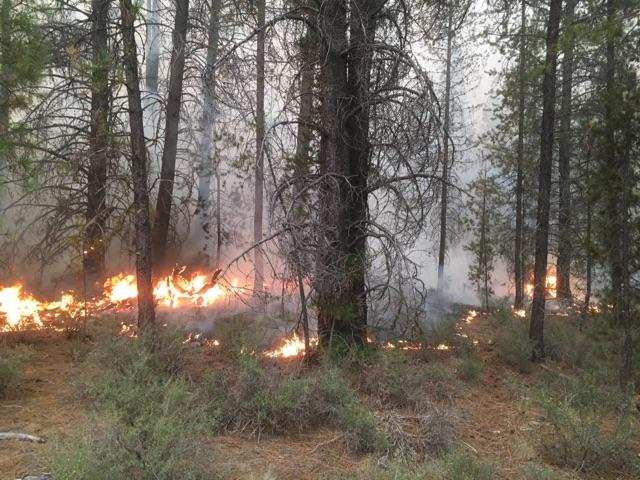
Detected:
[51,330,214,480]
[456,353,483,383]
[210,356,384,453]
[333,451,493,480]
[360,351,456,407]
[544,318,595,369]
[534,375,639,475]
[491,311,533,373]
[0,344,31,397]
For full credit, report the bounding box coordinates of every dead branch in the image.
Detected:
[0,432,45,443]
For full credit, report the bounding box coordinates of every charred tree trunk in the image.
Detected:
[151,0,190,268]
[556,0,576,303]
[84,0,111,284]
[437,7,453,298]
[514,0,526,310]
[529,0,562,362]
[0,0,11,172]
[119,0,155,329]
[195,0,220,267]
[253,0,266,294]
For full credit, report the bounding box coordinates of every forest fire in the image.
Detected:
[0,268,233,332]
[525,269,557,299]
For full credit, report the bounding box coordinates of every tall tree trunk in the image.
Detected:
[195,0,220,267]
[119,0,155,329]
[481,172,489,309]
[291,30,315,351]
[84,0,111,284]
[0,0,12,173]
[529,0,563,362]
[151,0,190,268]
[556,0,577,303]
[580,127,593,324]
[514,0,526,309]
[144,0,160,173]
[253,0,265,294]
[316,0,354,344]
[437,6,453,297]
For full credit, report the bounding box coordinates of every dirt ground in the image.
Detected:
[1,313,635,479]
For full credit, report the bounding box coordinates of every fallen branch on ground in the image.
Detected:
[0,432,45,443]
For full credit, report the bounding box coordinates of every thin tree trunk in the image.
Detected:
[580,127,592,324]
[253,0,266,294]
[84,0,111,284]
[144,0,160,173]
[151,0,190,268]
[119,0,155,329]
[0,0,12,171]
[481,172,489,309]
[556,0,577,302]
[514,0,526,309]
[529,0,563,362]
[437,6,453,297]
[195,0,221,267]
[603,0,621,303]
[291,30,315,351]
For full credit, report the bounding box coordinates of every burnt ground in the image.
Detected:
[1,313,637,480]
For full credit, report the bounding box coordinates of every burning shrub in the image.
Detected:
[0,344,31,397]
[51,330,214,480]
[534,375,639,475]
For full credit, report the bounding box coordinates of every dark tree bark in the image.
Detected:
[580,127,593,324]
[83,0,111,283]
[253,0,266,294]
[195,0,221,267]
[556,0,577,302]
[152,0,190,268]
[317,0,354,344]
[514,0,526,309]
[316,0,376,346]
[437,6,453,297]
[529,0,563,362]
[291,30,315,351]
[119,0,155,329]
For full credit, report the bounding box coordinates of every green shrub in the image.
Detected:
[360,351,456,406]
[491,312,533,373]
[519,463,556,480]
[456,353,483,383]
[51,331,214,480]
[544,319,595,369]
[0,345,31,397]
[534,377,639,475]
[211,357,383,453]
[436,451,494,480]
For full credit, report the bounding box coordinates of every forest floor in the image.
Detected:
[1,308,638,480]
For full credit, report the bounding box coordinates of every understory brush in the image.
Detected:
[0,343,32,397]
[334,451,493,479]
[205,354,383,453]
[533,369,639,475]
[50,328,214,480]
[491,309,534,373]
